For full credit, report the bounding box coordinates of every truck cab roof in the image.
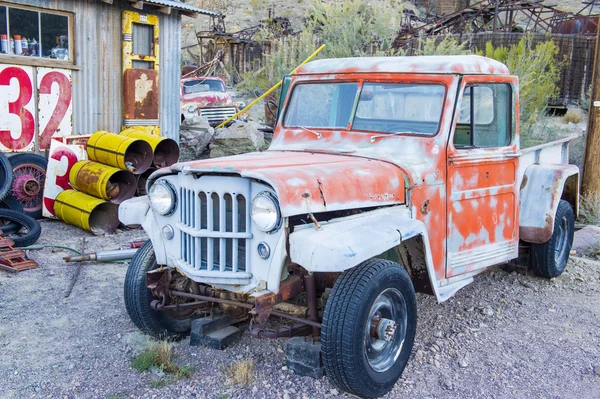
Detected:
[295,55,510,76]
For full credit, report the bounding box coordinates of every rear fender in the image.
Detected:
[519,164,579,244]
[288,206,442,301]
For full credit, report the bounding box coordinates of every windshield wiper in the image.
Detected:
[298,126,322,139]
[370,131,417,143]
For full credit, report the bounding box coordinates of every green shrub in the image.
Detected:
[239,0,403,94]
[413,35,471,56]
[482,36,561,129]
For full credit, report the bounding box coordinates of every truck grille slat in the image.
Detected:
[178,179,250,275]
[199,107,237,125]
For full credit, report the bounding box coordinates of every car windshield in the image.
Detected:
[182,79,225,94]
[284,81,446,135]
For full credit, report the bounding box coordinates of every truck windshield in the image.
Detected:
[284,83,359,128]
[182,79,226,94]
[284,81,445,136]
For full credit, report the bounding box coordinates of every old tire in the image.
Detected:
[0,152,12,201]
[8,153,47,219]
[124,240,191,339]
[0,209,42,247]
[321,259,417,398]
[531,200,575,279]
[0,194,24,212]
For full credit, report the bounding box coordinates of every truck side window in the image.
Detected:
[455,84,511,148]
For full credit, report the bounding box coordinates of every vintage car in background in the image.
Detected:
[180,76,244,126]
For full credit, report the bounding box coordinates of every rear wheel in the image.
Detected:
[124,240,192,339]
[321,259,417,398]
[8,153,47,219]
[531,199,575,278]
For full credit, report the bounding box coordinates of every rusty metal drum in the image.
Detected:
[54,190,120,235]
[120,128,180,168]
[69,160,136,204]
[86,131,153,174]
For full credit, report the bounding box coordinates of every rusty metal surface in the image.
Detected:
[519,164,579,243]
[0,234,38,273]
[123,69,159,121]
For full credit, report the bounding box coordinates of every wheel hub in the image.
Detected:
[364,288,408,373]
[371,316,399,342]
[13,174,40,200]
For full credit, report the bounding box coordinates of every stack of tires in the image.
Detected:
[0,152,43,247]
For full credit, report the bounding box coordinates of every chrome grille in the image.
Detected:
[199,106,237,126]
[178,184,251,273]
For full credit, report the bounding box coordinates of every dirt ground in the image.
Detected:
[0,220,599,399]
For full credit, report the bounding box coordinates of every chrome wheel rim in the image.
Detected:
[364,288,407,373]
[555,216,568,264]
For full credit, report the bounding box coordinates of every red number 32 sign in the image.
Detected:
[0,65,73,152]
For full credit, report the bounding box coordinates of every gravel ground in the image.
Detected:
[1,220,599,399]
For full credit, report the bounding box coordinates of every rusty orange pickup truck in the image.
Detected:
[120,55,579,398]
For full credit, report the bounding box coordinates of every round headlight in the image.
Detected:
[251,192,281,233]
[187,105,197,113]
[148,180,176,216]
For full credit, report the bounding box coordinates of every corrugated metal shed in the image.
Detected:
[1,0,211,143]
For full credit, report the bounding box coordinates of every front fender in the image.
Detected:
[519,164,579,243]
[119,196,168,264]
[289,206,441,300]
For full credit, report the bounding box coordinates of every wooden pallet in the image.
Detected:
[0,234,38,272]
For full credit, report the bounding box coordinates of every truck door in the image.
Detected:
[446,76,519,278]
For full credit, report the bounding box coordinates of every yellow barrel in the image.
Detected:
[54,190,120,235]
[86,131,153,174]
[120,129,180,168]
[69,160,137,204]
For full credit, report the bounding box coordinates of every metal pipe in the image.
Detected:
[304,273,321,336]
[215,44,326,129]
[64,248,138,262]
[170,290,322,328]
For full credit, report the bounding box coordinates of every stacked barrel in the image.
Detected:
[54,129,179,235]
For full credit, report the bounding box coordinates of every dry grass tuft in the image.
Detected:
[132,340,194,383]
[563,108,585,124]
[223,359,255,386]
[579,193,600,226]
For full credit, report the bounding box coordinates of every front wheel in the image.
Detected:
[124,240,192,339]
[321,259,417,398]
[531,199,575,279]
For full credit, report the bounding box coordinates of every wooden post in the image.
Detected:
[582,18,600,195]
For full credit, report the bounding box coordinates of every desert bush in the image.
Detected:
[239,0,404,94]
[563,108,585,124]
[481,36,561,129]
[411,35,471,56]
[581,85,591,110]
[579,193,600,226]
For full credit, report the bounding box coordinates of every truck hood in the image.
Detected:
[163,151,406,216]
[181,91,232,108]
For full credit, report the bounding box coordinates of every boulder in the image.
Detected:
[179,115,214,161]
[572,225,600,256]
[209,120,265,158]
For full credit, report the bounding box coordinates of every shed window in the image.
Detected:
[0,2,72,61]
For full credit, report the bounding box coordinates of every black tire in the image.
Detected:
[531,200,575,278]
[0,152,12,201]
[321,259,417,398]
[8,153,47,219]
[0,194,24,212]
[124,240,191,339]
[0,208,42,247]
